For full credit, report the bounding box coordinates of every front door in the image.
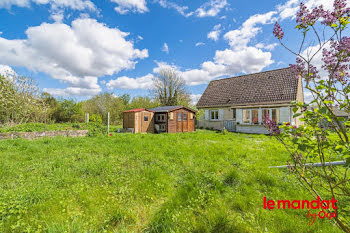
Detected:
[176,112,183,132]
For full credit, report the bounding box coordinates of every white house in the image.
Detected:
[196,68,304,134]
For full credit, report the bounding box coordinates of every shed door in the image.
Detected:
[141,112,152,133]
[176,111,183,132]
[183,112,188,132]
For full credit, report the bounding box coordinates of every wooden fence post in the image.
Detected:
[86,113,89,127]
[107,112,110,135]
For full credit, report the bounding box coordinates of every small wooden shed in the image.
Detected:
[123,108,154,133]
[149,106,196,133]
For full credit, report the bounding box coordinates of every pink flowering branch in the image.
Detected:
[271,1,350,232]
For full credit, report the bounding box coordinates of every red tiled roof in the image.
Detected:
[124,108,153,113]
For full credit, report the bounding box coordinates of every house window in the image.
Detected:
[243,110,250,123]
[240,108,281,125]
[169,112,174,120]
[184,113,188,120]
[189,113,193,119]
[177,113,182,121]
[272,109,280,123]
[232,109,236,120]
[262,109,270,121]
[157,114,166,121]
[252,109,259,124]
[144,116,149,121]
[210,110,219,120]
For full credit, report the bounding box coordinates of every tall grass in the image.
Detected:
[0,131,340,232]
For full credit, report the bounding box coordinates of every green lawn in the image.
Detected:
[0,130,340,232]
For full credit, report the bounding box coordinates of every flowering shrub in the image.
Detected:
[0,74,47,125]
[271,0,350,232]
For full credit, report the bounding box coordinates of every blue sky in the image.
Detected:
[0,0,336,103]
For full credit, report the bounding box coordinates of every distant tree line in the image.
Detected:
[0,68,193,126]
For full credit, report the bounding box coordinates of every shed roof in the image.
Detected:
[124,108,153,113]
[196,67,299,107]
[150,105,196,113]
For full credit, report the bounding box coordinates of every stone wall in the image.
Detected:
[0,130,89,140]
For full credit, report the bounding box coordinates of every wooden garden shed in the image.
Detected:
[149,106,196,133]
[123,108,154,133]
[123,106,196,133]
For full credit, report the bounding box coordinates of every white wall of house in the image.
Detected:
[198,105,295,134]
[198,107,231,130]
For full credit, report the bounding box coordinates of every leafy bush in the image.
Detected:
[89,114,102,124]
[0,123,88,133]
[221,128,229,135]
[88,123,107,137]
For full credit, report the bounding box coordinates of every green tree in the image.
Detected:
[82,93,125,125]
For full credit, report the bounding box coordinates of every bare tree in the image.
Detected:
[152,68,190,106]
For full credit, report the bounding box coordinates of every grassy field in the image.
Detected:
[0,130,341,232]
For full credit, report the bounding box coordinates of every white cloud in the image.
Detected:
[0,0,96,11]
[139,11,275,87]
[224,11,277,49]
[152,46,274,86]
[152,61,179,73]
[111,0,148,14]
[162,42,169,54]
[50,10,64,22]
[277,0,299,19]
[195,0,228,17]
[195,42,205,47]
[0,64,17,76]
[106,74,154,90]
[155,0,229,18]
[100,2,276,91]
[0,18,148,96]
[43,87,101,97]
[181,47,273,86]
[190,94,202,105]
[212,47,273,75]
[255,42,278,51]
[304,90,314,103]
[138,35,143,40]
[207,24,222,41]
[300,42,331,79]
[79,13,90,19]
[0,0,97,29]
[277,0,335,20]
[167,11,275,86]
[155,0,193,17]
